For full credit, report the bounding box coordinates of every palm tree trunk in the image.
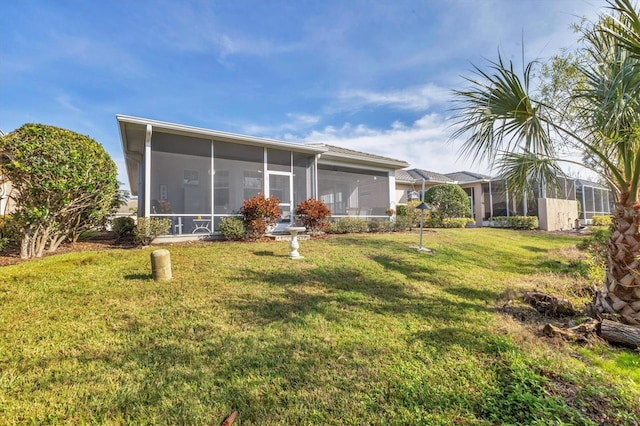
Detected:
[596,200,640,324]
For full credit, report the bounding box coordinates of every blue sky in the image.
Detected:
[1,0,607,190]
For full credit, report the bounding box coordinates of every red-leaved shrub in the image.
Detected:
[295,198,331,235]
[240,193,281,239]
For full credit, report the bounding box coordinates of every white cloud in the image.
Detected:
[296,113,492,175]
[55,94,82,114]
[147,3,302,63]
[241,112,321,135]
[334,83,450,112]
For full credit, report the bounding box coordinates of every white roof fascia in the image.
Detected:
[318,152,409,170]
[116,115,327,155]
[317,158,394,173]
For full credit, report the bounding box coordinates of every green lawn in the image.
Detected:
[1,229,638,425]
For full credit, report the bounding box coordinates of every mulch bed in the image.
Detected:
[0,235,135,267]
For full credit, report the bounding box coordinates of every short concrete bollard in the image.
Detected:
[151,249,172,281]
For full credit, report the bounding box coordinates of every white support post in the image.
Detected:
[505,179,510,217]
[388,171,396,212]
[144,124,152,218]
[263,148,268,194]
[214,139,216,223]
[313,155,319,199]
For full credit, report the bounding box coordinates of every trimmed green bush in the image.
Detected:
[490,216,539,230]
[111,216,135,239]
[134,217,171,246]
[326,217,369,234]
[393,215,411,231]
[368,220,395,233]
[441,218,475,228]
[591,215,612,226]
[219,217,246,241]
[424,184,471,219]
[395,205,408,216]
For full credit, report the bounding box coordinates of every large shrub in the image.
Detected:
[0,124,121,258]
[240,193,281,240]
[424,184,471,219]
[295,198,331,235]
[219,217,246,241]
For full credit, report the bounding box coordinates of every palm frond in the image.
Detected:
[451,54,556,166]
[495,151,564,198]
[602,0,640,58]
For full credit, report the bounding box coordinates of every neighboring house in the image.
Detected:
[394,169,455,205]
[443,171,493,227]
[118,115,409,236]
[445,172,611,230]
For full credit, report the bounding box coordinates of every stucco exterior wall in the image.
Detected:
[395,183,414,204]
[538,198,579,231]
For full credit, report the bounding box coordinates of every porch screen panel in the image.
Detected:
[584,186,595,219]
[267,148,291,172]
[594,188,603,215]
[213,141,263,215]
[150,132,211,215]
[490,180,508,217]
[317,165,389,216]
[293,153,314,207]
[482,183,491,220]
[526,183,540,218]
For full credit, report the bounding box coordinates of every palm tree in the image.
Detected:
[451,0,640,324]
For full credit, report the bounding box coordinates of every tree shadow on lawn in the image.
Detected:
[226,264,496,329]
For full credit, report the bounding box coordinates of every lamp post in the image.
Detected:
[414,202,431,252]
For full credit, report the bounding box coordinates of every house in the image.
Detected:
[394,169,455,205]
[118,115,408,236]
[445,171,611,230]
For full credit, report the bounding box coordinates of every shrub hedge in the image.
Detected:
[490,216,539,230]
[326,217,369,234]
[441,218,475,228]
[591,215,612,226]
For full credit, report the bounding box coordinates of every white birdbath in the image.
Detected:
[285,226,306,259]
